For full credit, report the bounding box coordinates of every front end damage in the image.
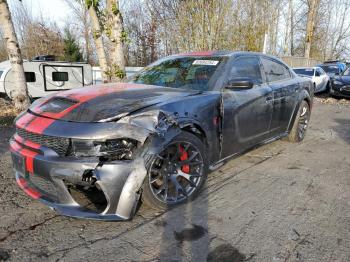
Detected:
[10,110,181,221]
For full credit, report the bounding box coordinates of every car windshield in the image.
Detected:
[320,65,338,74]
[0,71,3,78]
[294,68,314,76]
[128,56,223,91]
[343,68,350,76]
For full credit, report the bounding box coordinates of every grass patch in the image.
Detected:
[0,98,19,126]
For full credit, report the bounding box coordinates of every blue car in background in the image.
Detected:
[318,61,347,78]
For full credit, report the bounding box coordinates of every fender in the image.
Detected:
[287,87,312,133]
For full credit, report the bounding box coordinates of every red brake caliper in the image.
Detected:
[179,145,190,173]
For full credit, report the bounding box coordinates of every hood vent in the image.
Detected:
[40,97,78,113]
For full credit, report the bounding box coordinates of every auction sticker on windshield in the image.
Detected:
[193,60,219,66]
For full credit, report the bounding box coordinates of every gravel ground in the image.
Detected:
[0,100,349,262]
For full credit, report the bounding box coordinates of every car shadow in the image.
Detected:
[332,118,350,145]
[158,185,210,261]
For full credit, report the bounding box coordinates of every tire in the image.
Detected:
[141,131,208,211]
[287,100,310,143]
[325,81,330,93]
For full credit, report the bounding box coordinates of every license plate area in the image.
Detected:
[12,153,26,174]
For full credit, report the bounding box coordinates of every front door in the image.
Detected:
[221,56,273,158]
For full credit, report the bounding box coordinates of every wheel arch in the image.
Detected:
[288,89,312,132]
[179,121,208,147]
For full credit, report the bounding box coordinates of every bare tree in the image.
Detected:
[0,0,30,110]
[105,0,126,81]
[0,30,7,61]
[304,0,320,58]
[86,0,109,82]
[64,0,94,64]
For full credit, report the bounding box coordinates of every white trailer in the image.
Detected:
[0,60,92,98]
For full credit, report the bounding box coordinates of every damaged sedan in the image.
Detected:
[10,51,313,220]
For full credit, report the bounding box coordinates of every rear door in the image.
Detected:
[221,55,273,158]
[261,57,299,136]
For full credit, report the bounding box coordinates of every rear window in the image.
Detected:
[25,72,36,82]
[294,68,314,76]
[320,65,338,74]
[52,72,69,81]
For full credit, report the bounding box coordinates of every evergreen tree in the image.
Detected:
[63,29,83,62]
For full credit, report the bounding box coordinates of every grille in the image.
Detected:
[16,128,70,156]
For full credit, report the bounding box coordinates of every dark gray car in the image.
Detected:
[10,51,313,220]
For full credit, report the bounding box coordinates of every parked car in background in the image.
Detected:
[10,51,313,221]
[293,67,330,93]
[330,67,350,98]
[318,61,346,78]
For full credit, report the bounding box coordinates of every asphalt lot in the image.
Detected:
[0,100,349,262]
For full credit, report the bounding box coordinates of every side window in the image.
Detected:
[316,69,322,76]
[230,56,263,85]
[25,72,36,82]
[52,72,68,82]
[261,58,291,82]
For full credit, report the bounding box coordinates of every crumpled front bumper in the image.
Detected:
[10,138,147,221]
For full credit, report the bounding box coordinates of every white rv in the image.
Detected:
[0,60,92,98]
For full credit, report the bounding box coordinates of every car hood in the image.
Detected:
[28,83,203,122]
[335,76,350,84]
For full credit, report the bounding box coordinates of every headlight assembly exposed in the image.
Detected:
[70,138,139,160]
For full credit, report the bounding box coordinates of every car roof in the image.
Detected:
[173,51,288,64]
[293,67,318,69]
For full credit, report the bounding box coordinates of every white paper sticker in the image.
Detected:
[193,60,219,66]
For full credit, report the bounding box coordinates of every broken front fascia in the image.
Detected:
[83,110,180,220]
[101,110,181,219]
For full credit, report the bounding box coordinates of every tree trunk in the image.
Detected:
[0,0,30,110]
[88,4,109,83]
[304,0,320,58]
[290,0,294,56]
[106,0,125,82]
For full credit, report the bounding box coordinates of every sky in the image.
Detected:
[9,0,72,29]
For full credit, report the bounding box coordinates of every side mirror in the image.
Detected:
[315,72,320,77]
[225,79,254,90]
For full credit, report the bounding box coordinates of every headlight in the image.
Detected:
[70,138,139,160]
[333,80,343,85]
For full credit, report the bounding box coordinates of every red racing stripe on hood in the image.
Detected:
[23,116,56,134]
[31,83,143,119]
[16,112,36,129]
